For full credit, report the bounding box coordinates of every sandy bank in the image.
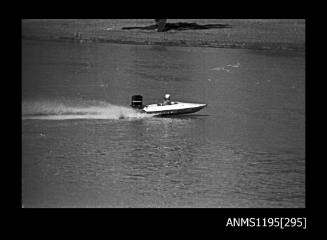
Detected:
[22,19,305,51]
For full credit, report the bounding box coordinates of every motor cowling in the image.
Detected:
[131,95,143,109]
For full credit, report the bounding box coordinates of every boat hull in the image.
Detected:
[142,102,207,116]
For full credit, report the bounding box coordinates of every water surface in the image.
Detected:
[22,40,305,207]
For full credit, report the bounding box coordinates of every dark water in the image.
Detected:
[22,39,305,207]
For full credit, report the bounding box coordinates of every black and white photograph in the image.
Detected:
[21,19,305,209]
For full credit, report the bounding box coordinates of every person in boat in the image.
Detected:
[162,93,171,105]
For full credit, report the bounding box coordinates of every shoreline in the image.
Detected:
[22,19,305,51]
[22,34,304,51]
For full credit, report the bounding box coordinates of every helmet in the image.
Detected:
[164,94,170,100]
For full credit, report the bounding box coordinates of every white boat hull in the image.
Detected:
[142,102,207,115]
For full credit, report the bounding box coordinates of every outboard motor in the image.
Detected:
[131,95,143,109]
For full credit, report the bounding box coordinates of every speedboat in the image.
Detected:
[130,95,207,116]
